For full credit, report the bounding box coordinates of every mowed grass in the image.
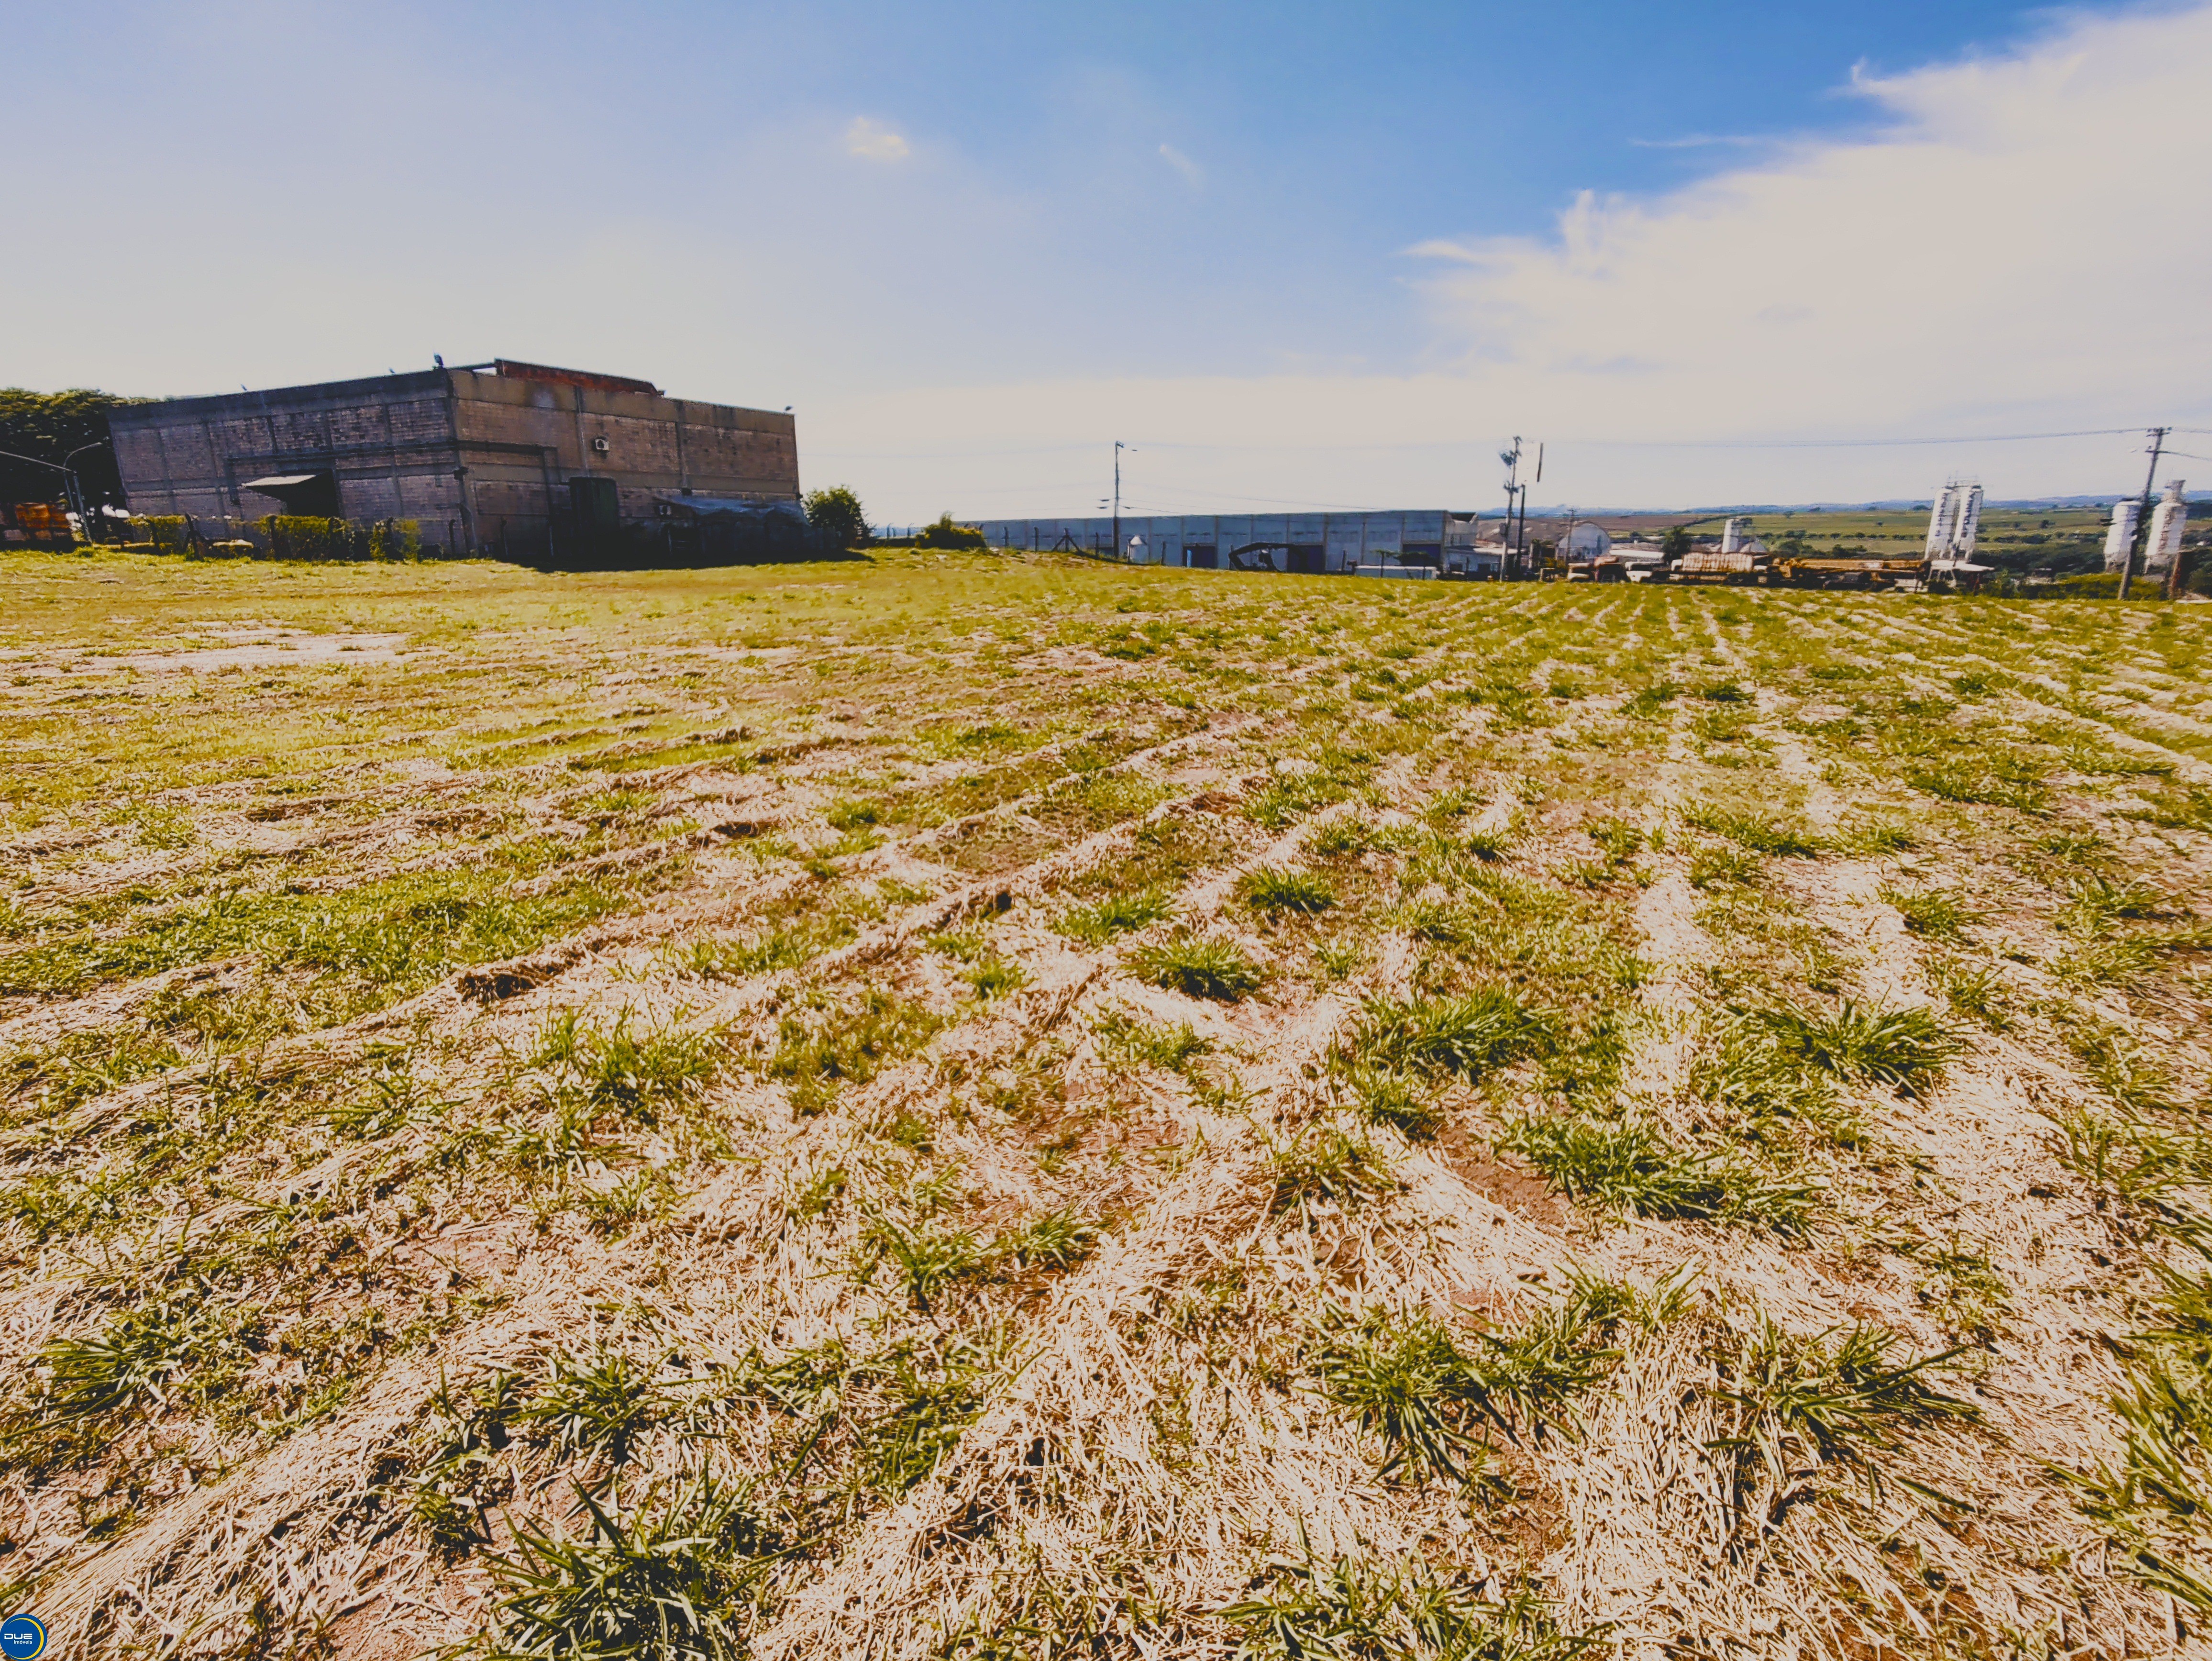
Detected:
[2,543,2210,1660]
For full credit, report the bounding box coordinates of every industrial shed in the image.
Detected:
[971,511,1490,575]
[109,360,800,558]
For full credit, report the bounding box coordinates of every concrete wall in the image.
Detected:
[109,371,465,543]
[111,366,801,556]
[449,371,799,553]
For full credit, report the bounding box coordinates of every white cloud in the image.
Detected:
[844,116,910,162]
[816,4,2212,515]
[1158,143,1203,188]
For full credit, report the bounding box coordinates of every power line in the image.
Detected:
[817,425,2161,471]
[1558,426,2150,450]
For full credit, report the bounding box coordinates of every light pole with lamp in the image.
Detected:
[0,440,112,544]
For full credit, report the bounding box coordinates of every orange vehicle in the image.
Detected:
[2,501,75,548]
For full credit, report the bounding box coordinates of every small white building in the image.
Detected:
[1561,521,1612,564]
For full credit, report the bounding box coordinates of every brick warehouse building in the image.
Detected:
[109,360,800,557]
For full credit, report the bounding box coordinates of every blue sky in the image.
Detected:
[8,1,2209,514]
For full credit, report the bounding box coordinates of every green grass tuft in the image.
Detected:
[483,1474,770,1661]
[1504,1115,1817,1231]
[1269,1124,1398,1216]
[1754,1000,1961,1095]
[1223,1556,1599,1661]
[1720,1318,1978,1464]
[1237,866,1338,916]
[1127,933,1264,1001]
[1880,885,1977,938]
[1052,883,1174,945]
[768,990,945,1117]
[1348,989,1556,1082]
[1681,802,1825,858]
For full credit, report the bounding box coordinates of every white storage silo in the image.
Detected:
[2104,500,2142,572]
[2146,481,2188,576]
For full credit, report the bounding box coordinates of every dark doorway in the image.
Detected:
[1185,544,1218,569]
[569,476,619,531]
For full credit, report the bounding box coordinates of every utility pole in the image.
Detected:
[1519,443,1542,575]
[1500,438,1522,580]
[2118,426,2168,601]
[1112,441,1128,563]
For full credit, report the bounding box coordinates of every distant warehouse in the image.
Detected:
[971,511,1495,576]
[110,360,801,559]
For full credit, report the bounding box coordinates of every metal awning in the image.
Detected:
[242,474,323,491]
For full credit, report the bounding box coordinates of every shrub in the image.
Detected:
[803,485,869,550]
[258,515,420,562]
[1127,933,1264,1001]
[914,512,987,551]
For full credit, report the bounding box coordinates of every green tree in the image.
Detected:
[0,388,148,508]
[803,485,869,550]
[1661,524,1692,559]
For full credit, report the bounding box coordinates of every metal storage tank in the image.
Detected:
[2104,500,2142,572]
[2146,481,2188,575]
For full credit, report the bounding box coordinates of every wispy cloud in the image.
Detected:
[817,4,2212,515]
[844,116,910,161]
[1628,133,1769,149]
[1158,143,1203,188]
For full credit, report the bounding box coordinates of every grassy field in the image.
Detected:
[3,545,2211,1659]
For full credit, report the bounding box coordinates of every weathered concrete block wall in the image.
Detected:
[112,366,800,556]
[109,372,465,542]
